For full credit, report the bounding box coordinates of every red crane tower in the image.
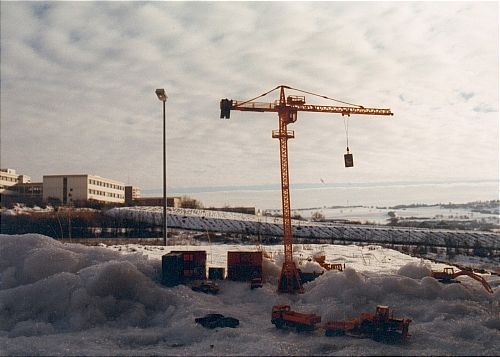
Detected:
[220,85,393,293]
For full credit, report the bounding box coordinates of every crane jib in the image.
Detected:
[289,105,394,116]
[228,100,393,116]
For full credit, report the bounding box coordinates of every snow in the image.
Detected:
[294,205,499,225]
[1,234,499,355]
[0,204,54,216]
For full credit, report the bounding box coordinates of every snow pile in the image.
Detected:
[397,262,433,279]
[0,234,177,337]
[0,204,54,216]
[1,234,499,355]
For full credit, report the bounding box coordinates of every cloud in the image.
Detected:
[1,2,498,192]
[473,104,498,114]
[460,92,475,101]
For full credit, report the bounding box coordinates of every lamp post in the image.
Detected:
[155,88,168,246]
[68,188,73,243]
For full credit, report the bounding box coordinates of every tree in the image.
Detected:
[179,196,203,209]
[387,211,399,225]
[311,211,325,222]
[292,213,303,220]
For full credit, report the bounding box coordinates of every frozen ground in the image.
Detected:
[1,234,499,356]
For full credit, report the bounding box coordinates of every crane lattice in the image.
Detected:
[220,85,393,293]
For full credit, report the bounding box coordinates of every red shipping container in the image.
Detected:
[227,251,262,265]
[170,250,207,280]
[227,251,262,281]
[171,250,206,264]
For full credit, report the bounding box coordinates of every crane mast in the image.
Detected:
[220,85,393,293]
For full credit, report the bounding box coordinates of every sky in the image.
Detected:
[1,1,499,194]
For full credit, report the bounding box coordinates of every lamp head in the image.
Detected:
[155,88,167,101]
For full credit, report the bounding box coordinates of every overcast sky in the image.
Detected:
[1,1,498,192]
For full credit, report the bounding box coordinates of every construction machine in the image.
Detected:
[250,277,263,289]
[313,255,345,271]
[271,304,411,343]
[190,280,220,295]
[322,305,411,343]
[431,267,493,293]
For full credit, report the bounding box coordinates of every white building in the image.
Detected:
[0,168,31,197]
[43,174,125,204]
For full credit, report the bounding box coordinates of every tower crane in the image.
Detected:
[220,85,393,293]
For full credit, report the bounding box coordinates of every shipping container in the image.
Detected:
[227,251,262,281]
[208,267,225,280]
[227,251,262,266]
[162,253,183,286]
[171,250,207,280]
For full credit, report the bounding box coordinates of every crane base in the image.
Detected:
[277,262,304,294]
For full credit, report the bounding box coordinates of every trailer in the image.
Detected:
[271,305,321,331]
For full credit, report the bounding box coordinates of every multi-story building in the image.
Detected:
[43,174,125,204]
[1,168,29,193]
[125,186,141,204]
[12,182,44,204]
[167,196,182,208]
[0,169,33,204]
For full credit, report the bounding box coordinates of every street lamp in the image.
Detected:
[156,88,168,246]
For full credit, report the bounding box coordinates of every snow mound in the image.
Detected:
[0,234,178,334]
[397,262,432,279]
[302,266,497,320]
[1,235,499,355]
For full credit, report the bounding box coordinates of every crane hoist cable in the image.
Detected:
[286,86,365,108]
[235,85,365,109]
[234,86,281,107]
[343,114,354,167]
[343,115,350,153]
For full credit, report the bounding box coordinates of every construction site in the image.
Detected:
[2,85,498,356]
[151,85,498,348]
[2,1,499,355]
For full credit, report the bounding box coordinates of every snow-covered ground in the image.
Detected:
[291,205,499,225]
[0,204,55,216]
[1,234,499,356]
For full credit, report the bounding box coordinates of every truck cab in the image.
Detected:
[375,305,390,322]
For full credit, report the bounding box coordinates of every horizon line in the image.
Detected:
[142,178,500,196]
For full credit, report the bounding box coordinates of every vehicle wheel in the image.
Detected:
[272,320,284,329]
[325,329,343,337]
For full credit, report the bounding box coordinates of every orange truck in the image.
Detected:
[271,305,321,331]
